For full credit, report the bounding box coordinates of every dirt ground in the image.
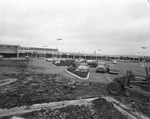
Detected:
[0,58,150,119]
[12,98,128,119]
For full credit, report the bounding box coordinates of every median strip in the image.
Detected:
[65,69,90,80]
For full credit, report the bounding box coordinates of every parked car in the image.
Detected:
[51,57,59,64]
[86,60,98,67]
[112,60,118,64]
[76,63,89,72]
[96,62,107,73]
[107,64,119,74]
[25,56,29,60]
[39,57,44,60]
[46,58,53,62]
[55,60,61,64]
[0,55,3,60]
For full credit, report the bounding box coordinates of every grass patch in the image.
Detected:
[67,67,89,78]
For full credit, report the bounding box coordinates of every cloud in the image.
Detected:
[0,0,150,55]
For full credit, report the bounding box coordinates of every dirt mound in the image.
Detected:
[0,72,107,109]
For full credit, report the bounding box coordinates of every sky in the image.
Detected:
[0,0,150,56]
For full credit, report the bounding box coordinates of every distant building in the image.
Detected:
[0,44,149,62]
[0,44,58,58]
[0,44,19,58]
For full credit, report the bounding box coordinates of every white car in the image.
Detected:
[76,63,89,72]
[112,60,118,64]
[46,58,53,62]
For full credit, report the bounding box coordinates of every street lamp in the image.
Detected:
[141,47,147,56]
[56,38,62,51]
[42,45,47,60]
[97,49,102,60]
[141,46,147,67]
[84,53,86,60]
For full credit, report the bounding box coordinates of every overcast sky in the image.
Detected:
[0,0,150,56]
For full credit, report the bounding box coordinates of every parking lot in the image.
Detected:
[88,67,120,83]
[32,59,150,84]
[42,59,150,84]
[1,58,150,118]
[85,61,150,83]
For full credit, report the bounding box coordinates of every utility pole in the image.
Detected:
[141,46,147,67]
[56,38,62,51]
[42,46,48,60]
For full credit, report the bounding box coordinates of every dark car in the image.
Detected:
[96,62,107,73]
[107,64,119,74]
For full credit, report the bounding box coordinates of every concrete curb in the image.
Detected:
[48,62,58,67]
[1,96,149,119]
[65,70,90,80]
[102,96,149,119]
[0,97,98,117]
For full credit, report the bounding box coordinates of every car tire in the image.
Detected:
[107,82,122,95]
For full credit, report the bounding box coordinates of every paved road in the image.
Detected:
[27,59,79,81]
[87,67,122,84]
[28,59,122,84]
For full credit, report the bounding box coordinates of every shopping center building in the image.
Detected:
[0,44,148,62]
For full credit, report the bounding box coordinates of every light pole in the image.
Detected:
[141,46,147,67]
[56,38,62,51]
[142,46,147,58]
[97,49,102,60]
[42,45,47,60]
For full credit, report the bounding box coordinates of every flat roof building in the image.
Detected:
[0,44,149,62]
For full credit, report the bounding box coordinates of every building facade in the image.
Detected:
[0,44,19,58]
[0,44,149,62]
